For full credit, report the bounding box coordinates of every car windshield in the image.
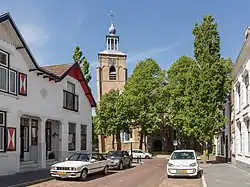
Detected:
[67,153,90,161]
[171,151,195,160]
[108,151,122,157]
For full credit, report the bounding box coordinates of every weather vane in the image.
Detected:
[109,9,115,24]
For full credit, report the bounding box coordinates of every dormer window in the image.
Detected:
[0,50,17,95]
[63,82,79,112]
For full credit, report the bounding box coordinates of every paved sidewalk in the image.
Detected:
[203,163,250,187]
[0,169,52,187]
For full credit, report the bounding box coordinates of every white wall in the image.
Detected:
[0,38,93,175]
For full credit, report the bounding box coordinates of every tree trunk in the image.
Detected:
[116,133,122,150]
[203,142,207,164]
[139,133,143,150]
[112,134,115,150]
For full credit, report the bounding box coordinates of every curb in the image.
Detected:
[201,175,207,187]
[9,177,53,187]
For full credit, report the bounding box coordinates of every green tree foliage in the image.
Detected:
[123,58,167,149]
[73,46,92,84]
[167,16,232,149]
[95,89,130,150]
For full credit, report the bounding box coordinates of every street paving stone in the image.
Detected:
[203,163,250,187]
[27,159,201,187]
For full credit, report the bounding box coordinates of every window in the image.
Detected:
[245,74,249,105]
[120,131,132,142]
[109,66,116,80]
[68,123,76,151]
[0,111,6,152]
[239,124,243,153]
[63,82,78,111]
[81,125,87,150]
[247,120,250,155]
[237,84,241,111]
[31,119,38,146]
[0,51,17,94]
[20,118,29,152]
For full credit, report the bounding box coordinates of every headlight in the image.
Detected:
[168,163,174,167]
[190,163,197,167]
[70,167,77,171]
[114,159,120,163]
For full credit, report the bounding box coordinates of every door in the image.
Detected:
[89,154,101,173]
[45,122,51,158]
[225,136,228,162]
[123,151,130,166]
[20,126,25,160]
[138,150,145,158]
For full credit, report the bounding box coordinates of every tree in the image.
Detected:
[73,46,92,84]
[95,89,130,150]
[123,58,167,149]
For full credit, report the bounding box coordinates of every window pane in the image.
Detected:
[0,52,7,66]
[81,134,86,150]
[0,126,4,150]
[0,112,4,125]
[69,123,76,133]
[67,82,75,94]
[66,93,74,109]
[0,67,7,90]
[81,125,86,134]
[9,71,16,93]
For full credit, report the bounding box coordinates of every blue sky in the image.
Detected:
[1,1,249,102]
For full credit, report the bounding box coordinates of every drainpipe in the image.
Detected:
[228,92,232,163]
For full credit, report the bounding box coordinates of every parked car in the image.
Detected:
[105,150,132,170]
[128,149,152,159]
[50,152,111,180]
[166,149,201,178]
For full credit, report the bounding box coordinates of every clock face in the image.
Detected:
[108,58,116,66]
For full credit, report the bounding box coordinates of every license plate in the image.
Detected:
[178,170,187,174]
[57,171,66,175]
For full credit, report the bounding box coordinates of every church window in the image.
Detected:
[109,66,116,80]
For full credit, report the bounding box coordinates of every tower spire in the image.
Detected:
[109,9,114,24]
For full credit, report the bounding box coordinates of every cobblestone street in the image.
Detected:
[28,159,201,187]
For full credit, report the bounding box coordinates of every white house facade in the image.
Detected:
[232,26,250,172]
[0,13,96,175]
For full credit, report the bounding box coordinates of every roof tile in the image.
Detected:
[42,63,73,76]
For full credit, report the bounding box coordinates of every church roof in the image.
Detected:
[98,49,126,57]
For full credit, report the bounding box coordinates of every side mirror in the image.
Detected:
[65,158,68,161]
[197,156,201,160]
[90,158,96,163]
[166,158,170,161]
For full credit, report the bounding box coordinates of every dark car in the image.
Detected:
[105,150,132,170]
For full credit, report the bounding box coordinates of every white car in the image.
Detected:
[128,149,152,159]
[166,150,201,178]
[50,152,111,180]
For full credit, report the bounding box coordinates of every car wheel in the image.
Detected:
[79,168,88,181]
[103,165,109,175]
[145,155,150,159]
[128,160,132,167]
[167,175,172,178]
[55,177,61,180]
[196,171,202,178]
[119,162,123,170]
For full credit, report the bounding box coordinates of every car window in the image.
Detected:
[109,151,123,157]
[68,153,90,161]
[124,151,129,157]
[132,150,138,153]
[91,154,99,161]
[138,150,144,153]
[98,154,106,160]
[79,154,90,161]
[171,151,195,160]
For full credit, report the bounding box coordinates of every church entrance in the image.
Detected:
[153,140,162,152]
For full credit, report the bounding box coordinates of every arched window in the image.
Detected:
[109,66,116,80]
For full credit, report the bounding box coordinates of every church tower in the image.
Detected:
[96,16,127,103]
[96,14,127,152]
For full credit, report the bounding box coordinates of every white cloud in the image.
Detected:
[19,24,50,47]
[127,43,181,63]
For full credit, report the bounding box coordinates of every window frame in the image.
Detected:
[63,90,79,112]
[0,50,18,95]
[81,125,87,150]
[0,111,6,152]
[68,123,76,151]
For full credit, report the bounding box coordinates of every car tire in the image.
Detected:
[79,168,88,181]
[145,155,150,159]
[103,165,109,175]
[119,162,123,170]
[196,171,202,178]
[128,160,132,167]
[167,175,171,178]
[55,177,61,180]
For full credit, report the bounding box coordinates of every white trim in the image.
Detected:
[0,66,8,92]
[9,70,16,94]
[0,50,8,67]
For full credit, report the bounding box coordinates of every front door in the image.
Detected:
[45,121,51,158]
[20,125,25,160]
[225,136,228,162]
